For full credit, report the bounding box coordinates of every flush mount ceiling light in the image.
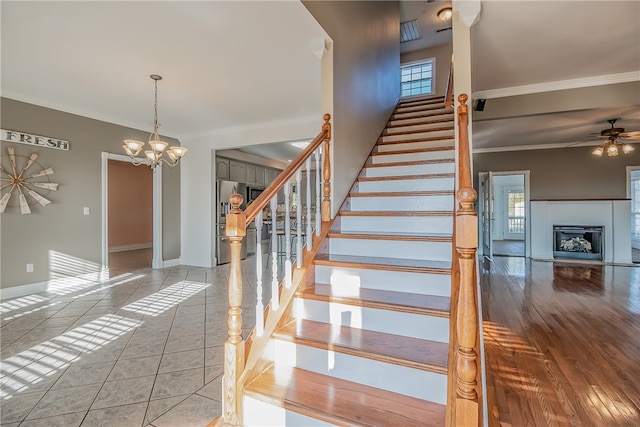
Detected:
[123,75,187,169]
[437,7,453,21]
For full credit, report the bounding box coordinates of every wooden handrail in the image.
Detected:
[244,114,331,226]
[450,94,481,427]
[444,54,454,109]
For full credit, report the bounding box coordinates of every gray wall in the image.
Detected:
[1,98,181,289]
[474,146,640,200]
[401,44,453,97]
[303,1,401,212]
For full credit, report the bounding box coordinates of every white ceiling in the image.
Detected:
[1,1,639,162]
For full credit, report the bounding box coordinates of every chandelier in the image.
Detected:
[123,74,187,169]
[591,137,634,157]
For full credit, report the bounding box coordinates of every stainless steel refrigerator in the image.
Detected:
[216,180,248,265]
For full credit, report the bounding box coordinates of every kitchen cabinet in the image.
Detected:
[255,166,266,186]
[216,158,230,180]
[265,168,279,186]
[246,164,257,185]
[229,160,246,182]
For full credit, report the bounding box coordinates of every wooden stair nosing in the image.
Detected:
[314,254,452,275]
[244,366,446,427]
[376,136,454,146]
[274,319,449,373]
[371,147,454,157]
[383,125,454,137]
[349,190,454,198]
[327,231,452,242]
[391,109,454,122]
[364,158,454,168]
[297,283,451,318]
[394,105,450,116]
[357,172,454,182]
[396,99,446,109]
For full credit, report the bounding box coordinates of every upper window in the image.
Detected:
[401,59,434,98]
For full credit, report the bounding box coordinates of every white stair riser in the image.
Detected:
[349,195,454,211]
[394,105,449,116]
[381,129,453,143]
[363,162,454,177]
[274,340,447,404]
[315,265,451,296]
[389,114,454,127]
[295,299,449,343]
[329,238,452,262]
[339,215,453,234]
[244,396,334,426]
[377,139,454,152]
[358,177,454,192]
[386,121,454,134]
[371,150,454,164]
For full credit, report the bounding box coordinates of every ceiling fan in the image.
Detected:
[591,119,640,157]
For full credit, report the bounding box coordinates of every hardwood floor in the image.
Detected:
[492,239,525,257]
[108,248,152,276]
[481,257,640,426]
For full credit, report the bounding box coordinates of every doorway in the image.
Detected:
[478,171,530,259]
[626,166,640,263]
[101,152,163,276]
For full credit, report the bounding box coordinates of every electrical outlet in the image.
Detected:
[83,207,90,215]
[26,263,34,273]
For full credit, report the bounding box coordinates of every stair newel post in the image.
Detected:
[454,94,480,426]
[321,113,332,222]
[222,194,246,426]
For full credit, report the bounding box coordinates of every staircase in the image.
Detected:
[241,95,456,426]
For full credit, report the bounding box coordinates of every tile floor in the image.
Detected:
[1,251,272,426]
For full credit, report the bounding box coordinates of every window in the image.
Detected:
[631,174,640,240]
[401,59,434,97]
[507,190,525,234]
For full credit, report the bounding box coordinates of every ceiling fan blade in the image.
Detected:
[620,131,640,139]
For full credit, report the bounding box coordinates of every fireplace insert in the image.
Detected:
[553,225,603,261]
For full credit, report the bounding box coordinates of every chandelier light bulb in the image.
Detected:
[592,146,604,156]
[606,143,619,157]
[622,144,635,154]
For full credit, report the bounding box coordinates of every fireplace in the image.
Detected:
[553,225,603,261]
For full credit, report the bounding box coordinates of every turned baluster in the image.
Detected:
[222,193,246,425]
[255,211,264,337]
[321,113,331,222]
[315,148,321,236]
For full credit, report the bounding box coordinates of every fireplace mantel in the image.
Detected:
[531,200,632,264]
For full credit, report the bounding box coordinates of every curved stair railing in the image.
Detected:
[447,94,483,427]
[219,114,332,426]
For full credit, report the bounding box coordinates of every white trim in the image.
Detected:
[473,140,600,154]
[0,281,48,300]
[101,152,162,271]
[161,258,180,268]
[109,243,152,253]
[179,257,213,268]
[473,71,640,100]
[400,58,436,97]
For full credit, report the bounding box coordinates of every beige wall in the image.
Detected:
[474,146,640,200]
[108,160,153,249]
[0,98,182,289]
[401,44,453,97]
[303,1,401,214]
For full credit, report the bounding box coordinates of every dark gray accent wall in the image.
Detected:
[303,1,400,211]
[0,98,181,289]
[474,146,639,200]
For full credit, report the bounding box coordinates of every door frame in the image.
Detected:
[478,170,531,258]
[101,152,163,273]
[626,166,640,251]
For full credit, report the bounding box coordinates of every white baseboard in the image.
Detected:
[0,281,49,300]
[109,243,153,253]
[161,258,180,268]
[179,257,214,268]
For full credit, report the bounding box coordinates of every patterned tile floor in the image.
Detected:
[0,250,272,426]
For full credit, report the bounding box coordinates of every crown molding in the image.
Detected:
[473,140,601,154]
[473,71,640,100]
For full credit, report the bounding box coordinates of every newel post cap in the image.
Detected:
[226,194,246,238]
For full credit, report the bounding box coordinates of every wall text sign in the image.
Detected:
[1,129,69,151]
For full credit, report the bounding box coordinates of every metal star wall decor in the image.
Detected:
[0,146,59,214]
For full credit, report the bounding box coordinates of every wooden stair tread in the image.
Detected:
[315,253,451,274]
[365,158,454,168]
[244,366,446,427]
[328,231,452,241]
[391,109,453,121]
[298,283,451,318]
[340,210,452,217]
[358,173,454,182]
[350,190,454,197]
[384,118,453,130]
[275,319,449,372]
